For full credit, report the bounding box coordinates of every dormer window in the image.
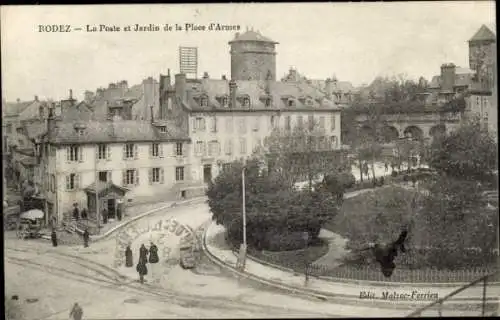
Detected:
[242,97,250,107]
[221,96,228,107]
[200,96,209,107]
[77,129,84,136]
[265,97,272,107]
[159,126,167,133]
[288,99,295,107]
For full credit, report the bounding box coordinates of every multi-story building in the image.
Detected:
[466,25,497,132]
[160,30,344,183]
[30,107,198,225]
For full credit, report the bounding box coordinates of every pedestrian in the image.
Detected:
[136,260,148,284]
[125,244,133,267]
[384,162,388,172]
[116,206,122,221]
[139,244,149,264]
[51,229,58,247]
[411,175,417,188]
[83,228,90,248]
[81,208,88,220]
[102,208,108,224]
[149,241,159,282]
[69,302,83,320]
[72,203,79,221]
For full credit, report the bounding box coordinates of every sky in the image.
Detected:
[1,2,496,102]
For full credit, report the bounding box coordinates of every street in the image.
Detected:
[5,202,351,319]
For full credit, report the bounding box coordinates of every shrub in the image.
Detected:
[261,231,308,251]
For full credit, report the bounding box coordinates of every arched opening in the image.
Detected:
[429,124,446,142]
[403,126,424,141]
[380,126,399,143]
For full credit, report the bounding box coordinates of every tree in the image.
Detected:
[206,158,341,250]
[428,116,497,181]
[253,119,345,190]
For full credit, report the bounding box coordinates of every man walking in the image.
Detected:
[83,228,90,248]
[149,241,159,282]
[69,302,83,320]
[51,229,58,247]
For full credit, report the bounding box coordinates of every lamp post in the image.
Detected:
[237,166,247,271]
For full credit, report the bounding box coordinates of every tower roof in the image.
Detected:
[469,24,496,42]
[229,30,278,44]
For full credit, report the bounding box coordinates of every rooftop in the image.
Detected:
[229,30,278,44]
[469,24,496,42]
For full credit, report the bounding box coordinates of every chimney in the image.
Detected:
[203,72,209,79]
[16,98,20,103]
[47,105,56,138]
[142,77,156,115]
[229,80,237,108]
[150,105,154,123]
[222,75,227,80]
[325,78,333,99]
[175,73,187,102]
[34,95,39,102]
[69,89,73,100]
[440,63,456,93]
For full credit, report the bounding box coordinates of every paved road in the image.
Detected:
[5,202,345,319]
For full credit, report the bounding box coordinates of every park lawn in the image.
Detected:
[324,185,419,245]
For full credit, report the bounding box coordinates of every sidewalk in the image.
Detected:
[203,221,500,311]
[40,197,206,243]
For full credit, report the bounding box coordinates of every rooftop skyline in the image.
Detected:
[1,2,495,102]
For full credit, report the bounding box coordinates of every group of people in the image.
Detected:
[124,242,159,284]
[49,228,90,248]
[72,203,123,224]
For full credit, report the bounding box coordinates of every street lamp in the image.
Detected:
[236,166,248,271]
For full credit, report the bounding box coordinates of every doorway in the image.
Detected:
[203,164,212,183]
[107,199,116,219]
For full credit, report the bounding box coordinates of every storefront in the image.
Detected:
[84,182,128,220]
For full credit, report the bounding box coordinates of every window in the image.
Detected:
[210,116,217,132]
[208,141,220,157]
[124,143,137,159]
[285,116,291,131]
[222,163,232,172]
[330,136,338,148]
[175,166,185,181]
[221,96,228,107]
[67,145,81,162]
[253,116,260,131]
[225,140,233,155]
[297,115,304,129]
[195,117,206,131]
[239,138,247,155]
[176,143,183,156]
[226,118,233,132]
[242,97,251,107]
[331,115,336,131]
[151,143,160,157]
[200,97,209,107]
[308,115,315,131]
[65,173,80,191]
[149,167,164,184]
[6,124,12,134]
[97,144,108,160]
[319,116,325,130]
[123,169,138,186]
[195,141,205,156]
[238,118,247,134]
[99,171,111,182]
[159,126,167,133]
[265,97,272,107]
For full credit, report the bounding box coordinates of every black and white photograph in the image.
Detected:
[1,2,498,319]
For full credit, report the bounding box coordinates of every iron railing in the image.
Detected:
[406,271,499,317]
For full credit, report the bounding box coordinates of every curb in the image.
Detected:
[40,197,207,243]
[201,223,500,311]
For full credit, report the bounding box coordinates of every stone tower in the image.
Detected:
[229,28,278,81]
[468,25,496,90]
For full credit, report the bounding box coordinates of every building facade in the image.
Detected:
[159,30,344,184]
[32,109,198,225]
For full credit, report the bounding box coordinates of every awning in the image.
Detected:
[20,209,44,220]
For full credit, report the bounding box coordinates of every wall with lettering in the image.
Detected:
[113,217,196,268]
